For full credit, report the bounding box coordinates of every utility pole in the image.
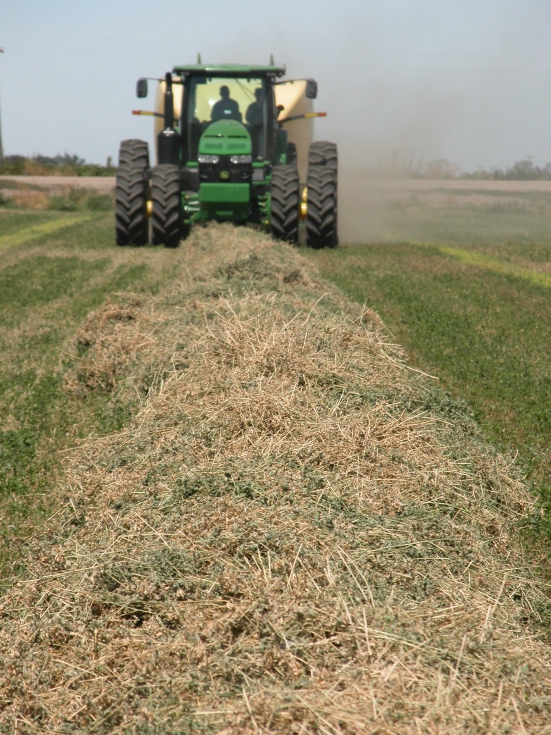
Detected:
[0,47,4,162]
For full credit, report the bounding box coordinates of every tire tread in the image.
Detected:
[118,139,150,169]
[151,164,185,248]
[270,165,300,243]
[306,166,337,249]
[115,163,148,246]
[308,141,338,177]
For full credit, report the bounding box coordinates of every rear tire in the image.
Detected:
[118,139,150,169]
[115,164,149,246]
[270,165,299,243]
[308,141,339,246]
[308,141,338,180]
[306,166,337,249]
[151,164,186,248]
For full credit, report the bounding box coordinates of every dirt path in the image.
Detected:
[0,175,116,192]
[340,172,551,192]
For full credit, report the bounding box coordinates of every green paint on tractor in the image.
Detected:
[199,183,250,220]
[198,120,252,156]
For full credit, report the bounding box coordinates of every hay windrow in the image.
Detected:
[1,223,551,734]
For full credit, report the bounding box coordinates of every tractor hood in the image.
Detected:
[198,120,251,156]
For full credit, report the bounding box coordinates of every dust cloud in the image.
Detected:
[265,6,551,244]
[206,2,550,245]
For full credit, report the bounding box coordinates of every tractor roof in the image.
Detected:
[172,64,286,78]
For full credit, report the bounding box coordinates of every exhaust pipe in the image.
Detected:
[158,72,180,165]
[164,72,174,129]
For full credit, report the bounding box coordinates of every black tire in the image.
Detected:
[306,166,337,249]
[308,141,339,246]
[151,164,186,248]
[270,165,300,243]
[286,142,297,166]
[118,139,150,169]
[308,141,338,180]
[115,164,149,246]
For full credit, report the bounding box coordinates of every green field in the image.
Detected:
[304,194,551,542]
[0,210,180,578]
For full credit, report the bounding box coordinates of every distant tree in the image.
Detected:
[425,159,460,179]
[470,159,551,181]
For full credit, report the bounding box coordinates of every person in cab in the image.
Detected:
[246,87,265,157]
[246,87,265,127]
[211,85,242,122]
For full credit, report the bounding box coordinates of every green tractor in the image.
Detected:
[115,61,338,249]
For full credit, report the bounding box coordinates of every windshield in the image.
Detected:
[186,76,269,161]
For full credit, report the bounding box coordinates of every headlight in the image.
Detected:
[198,154,220,164]
[230,155,252,164]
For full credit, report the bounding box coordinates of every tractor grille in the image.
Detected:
[199,155,252,184]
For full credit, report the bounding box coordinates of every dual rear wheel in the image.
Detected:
[115,140,185,248]
[269,141,338,248]
[115,164,149,246]
[270,165,300,243]
[306,141,338,249]
[151,165,188,248]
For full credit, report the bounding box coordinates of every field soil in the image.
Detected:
[336,173,551,242]
[0,176,116,192]
[1,220,551,733]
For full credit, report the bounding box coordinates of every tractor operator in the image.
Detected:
[246,87,265,158]
[211,85,242,122]
[245,87,265,127]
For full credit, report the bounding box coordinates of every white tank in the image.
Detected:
[274,79,314,182]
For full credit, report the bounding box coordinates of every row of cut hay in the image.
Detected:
[1,224,550,734]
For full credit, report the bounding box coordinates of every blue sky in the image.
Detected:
[2,0,551,170]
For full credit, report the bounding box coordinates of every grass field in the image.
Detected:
[305,187,551,542]
[0,209,180,578]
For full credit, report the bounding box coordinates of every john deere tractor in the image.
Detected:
[115,60,337,248]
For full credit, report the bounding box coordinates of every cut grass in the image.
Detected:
[411,240,551,287]
[382,205,551,264]
[0,210,183,578]
[305,201,551,544]
[0,210,69,238]
[1,223,551,733]
[0,216,94,251]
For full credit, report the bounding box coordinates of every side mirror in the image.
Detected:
[136,78,148,98]
[305,79,318,99]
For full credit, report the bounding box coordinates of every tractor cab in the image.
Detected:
[185,74,271,161]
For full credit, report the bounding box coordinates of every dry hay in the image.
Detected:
[68,297,147,394]
[0,188,50,209]
[1,224,551,734]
